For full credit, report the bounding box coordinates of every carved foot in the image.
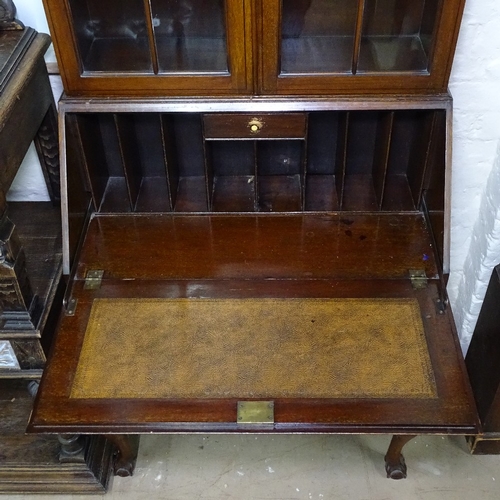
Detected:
[106,435,140,477]
[385,452,407,480]
[384,435,416,480]
[114,457,135,478]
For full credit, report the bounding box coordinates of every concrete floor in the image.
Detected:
[9,433,500,499]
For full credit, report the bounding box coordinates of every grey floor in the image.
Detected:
[10,433,500,499]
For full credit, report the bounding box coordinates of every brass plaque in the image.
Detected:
[237,401,274,425]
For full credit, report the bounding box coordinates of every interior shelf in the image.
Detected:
[342,175,379,212]
[281,34,429,75]
[99,177,131,213]
[358,36,429,73]
[135,177,172,212]
[174,177,208,212]
[212,176,255,213]
[84,37,153,74]
[305,175,339,212]
[156,37,228,74]
[81,37,229,76]
[259,175,303,213]
[281,36,354,74]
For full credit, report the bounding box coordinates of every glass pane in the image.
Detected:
[358,0,438,73]
[281,0,358,75]
[68,0,153,73]
[151,0,229,74]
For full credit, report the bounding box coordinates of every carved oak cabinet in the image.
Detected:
[0,26,61,378]
[30,0,478,482]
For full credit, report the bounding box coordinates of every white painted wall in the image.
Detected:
[7,0,500,350]
[447,0,500,351]
[14,0,49,33]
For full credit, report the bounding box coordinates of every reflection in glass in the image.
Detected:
[68,0,153,73]
[358,0,438,73]
[151,0,229,74]
[281,0,357,75]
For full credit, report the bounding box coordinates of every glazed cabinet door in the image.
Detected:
[260,0,465,94]
[43,0,251,96]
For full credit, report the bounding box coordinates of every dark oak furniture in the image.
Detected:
[0,26,60,378]
[0,378,114,494]
[0,19,115,493]
[29,0,477,482]
[466,265,500,454]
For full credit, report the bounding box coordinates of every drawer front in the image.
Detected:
[203,113,307,139]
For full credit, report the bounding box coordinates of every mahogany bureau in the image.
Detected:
[29,0,478,482]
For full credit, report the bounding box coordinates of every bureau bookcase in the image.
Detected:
[29,0,477,482]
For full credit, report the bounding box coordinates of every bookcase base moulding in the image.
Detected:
[27,93,479,481]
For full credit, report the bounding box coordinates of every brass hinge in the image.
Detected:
[84,270,104,290]
[237,401,274,426]
[409,269,428,290]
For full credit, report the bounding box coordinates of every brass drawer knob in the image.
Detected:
[248,118,263,134]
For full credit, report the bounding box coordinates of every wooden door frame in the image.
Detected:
[258,0,465,95]
[43,0,253,96]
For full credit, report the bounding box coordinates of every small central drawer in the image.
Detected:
[203,113,307,140]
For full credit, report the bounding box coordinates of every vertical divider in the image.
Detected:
[253,141,259,211]
[422,110,447,265]
[336,112,349,209]
[373,112,394,210]
[301,116,309,211]
[114,114,142,211]
[410,111,438,208]
[352,0,366,75]
[202,121,214,211]
[160,114,179,211]
[64,115,93,197]
[204,140,214,211]
[74,114,108,211]
[142,0,160,74]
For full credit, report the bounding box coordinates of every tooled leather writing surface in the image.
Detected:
[70,297,437,400]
